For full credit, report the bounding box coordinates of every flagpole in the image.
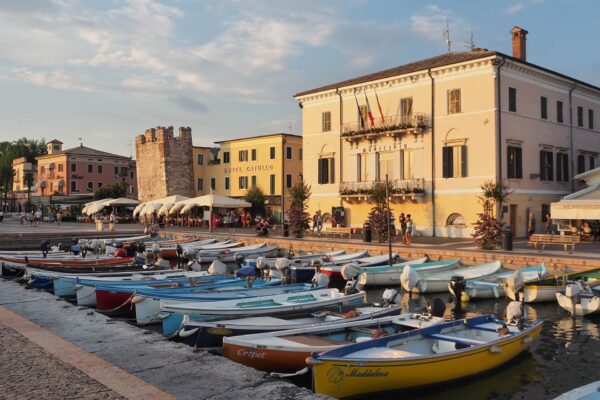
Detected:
[386,174,392,266]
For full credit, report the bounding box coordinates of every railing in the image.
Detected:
[208,159,221,165]
[339,178,426,196]
[342,113,428,139]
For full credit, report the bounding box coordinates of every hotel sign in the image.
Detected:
[224,164,275,174]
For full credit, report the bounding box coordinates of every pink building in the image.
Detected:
[35,140,137,198]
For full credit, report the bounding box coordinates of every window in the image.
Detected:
[299,149,303,161]
[577,106,583,127]
[270,147,275,159]
[225,177,230,190]
[400,97,413,124]
[197,178,204,191]
[239,150,248,162]
[97,165,103,174]
[577,154,586,174]
[590,156,596,171]
[251,149,256,161]
[286,174,292,188]
[540,96,547,120]
[269,174,276,195]
[357,153,368,182]
[442,145,467,178]
[121,167,128,175]
[50,182,53,193]
[87,164,93,173]
[210,178,216,191]
[508,87,517,112]
[223,152,230,164]
[58,164,63,172]
[197,154,204,165]
[556,153,569,182]
[540,150,554,181]
[286,146,292,160]
[97,182,103,188]
[447,89,461,114]
[317,158,335,184]
[557,101,564,123]
[446,213,465,226]
[71,163,77,172]
[542,204,550,222]
[130,170,133,179]
[70,181,76,192]
[239,176,248,189]
[507,146,523,179]
[251,175,257,187]
[589,109,595,130]
[40,166,45,174]
[322,111,331,132]
[114,166,118,175]
[401,149,413,180]
[87,181,93,192]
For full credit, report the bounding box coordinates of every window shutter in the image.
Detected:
[317,159,323,184]
[399,151,405,180]
[322,158,329,184]
[442,146,453,178]
[563,154,569,182]
[460,145,467,177]
[516,147,522,179]
[548,152,554,181]
[539,152,545,180]
[357,155,361,182]
[330,158,335,184]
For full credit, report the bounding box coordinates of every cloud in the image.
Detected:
[504,0,544,14]
[169,95,209,113]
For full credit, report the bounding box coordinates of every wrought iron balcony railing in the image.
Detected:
[339,178,425,196]
[341,113,428,140]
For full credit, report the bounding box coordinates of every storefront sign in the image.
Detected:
[224,165,275,174]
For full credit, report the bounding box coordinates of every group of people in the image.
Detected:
[18,209,62,227]
[255,217,270,236]
[312,210,324,233]
[398,213,414,245]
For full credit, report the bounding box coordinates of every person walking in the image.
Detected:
[312,212,318,233]
[316,211,323,234]
[56,210,62,225]
[528,211,536,237]
[545,213,552,234]
[40,239,50,258]
[405,214,413,245]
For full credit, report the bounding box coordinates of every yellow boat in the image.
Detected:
[307,314,542,399]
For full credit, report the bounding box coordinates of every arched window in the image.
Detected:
[446,213,465,226]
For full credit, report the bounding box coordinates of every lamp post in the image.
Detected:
[385,174,392,266]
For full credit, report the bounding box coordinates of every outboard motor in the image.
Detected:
[275,258,290,284]
[311,270,330,289]
[505,270,524,301]
[449,275,466,320]
[381,288,401,306]
[208,259,227,275]
[341,263,362,295]
[427,298,446,318]
[506,300,527,330]
[400,265,420,294]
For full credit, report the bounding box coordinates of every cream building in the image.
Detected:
[295,27,600,238]
[192,133,303,222]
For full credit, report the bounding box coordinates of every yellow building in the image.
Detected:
[192,133,303,222]
[295,27,600,237]
[12,157,36,193]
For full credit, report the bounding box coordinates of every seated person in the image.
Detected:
[255,218,270,236]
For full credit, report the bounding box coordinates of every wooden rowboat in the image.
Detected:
[357,258,456,286]
[307,314,542,398]
[506,268,600,303]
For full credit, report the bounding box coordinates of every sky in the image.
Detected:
[1,0,599,157]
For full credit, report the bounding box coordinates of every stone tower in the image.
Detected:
[135,126,194,202]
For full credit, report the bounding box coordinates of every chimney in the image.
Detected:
[511,26,528,61]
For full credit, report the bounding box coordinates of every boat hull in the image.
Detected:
[506,285,560,303]
[556,293,600,316]
[224,343,309,372]
[96,289,135,316]
[311,323,542,398]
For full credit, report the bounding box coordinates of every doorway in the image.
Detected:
[509,204,517,236]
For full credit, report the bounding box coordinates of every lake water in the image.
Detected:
[359,289,600,400]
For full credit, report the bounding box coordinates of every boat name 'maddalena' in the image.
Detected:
[237,349,266,359]
[327,367,388,383]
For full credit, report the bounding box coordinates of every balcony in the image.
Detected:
[342,113,428,142]
[339,178,426,203]
[208,159,221,165]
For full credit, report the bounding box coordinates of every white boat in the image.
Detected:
[553,381,600,399]
[556,283,600,316]
[196,244,279,263]
[161,288,366,316]
[401,260,502,293]
[358,258,455,286]
[506,269,600,303]
[222,313,444,373]
[465,264,548,300]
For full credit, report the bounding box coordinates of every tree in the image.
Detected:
[367,180,396,243]
[288,180,311,238]
[243,185,266,217]
[478,180,513,217]
[472,180,510,250]
[24,172,34,212]
[94,183,124,200]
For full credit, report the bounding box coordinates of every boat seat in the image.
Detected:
[427,333,487,346]
[285,335,345,347]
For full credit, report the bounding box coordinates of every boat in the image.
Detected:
[505,268,600,303]
[132,283,321,325]
[223,313,445,373]
[556,282,600,316]
[179,291,409,348]
[288,250,369,283]
[158,239,234,258]
[465,264,548,300]
[160,288,366,337]
[553,381,600,399]
[307,313,543,398]
[401,260,502,293]
[240,250,346,269]
[357,258,457,286]
[196,244,279,263]
[320,254,400,282]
